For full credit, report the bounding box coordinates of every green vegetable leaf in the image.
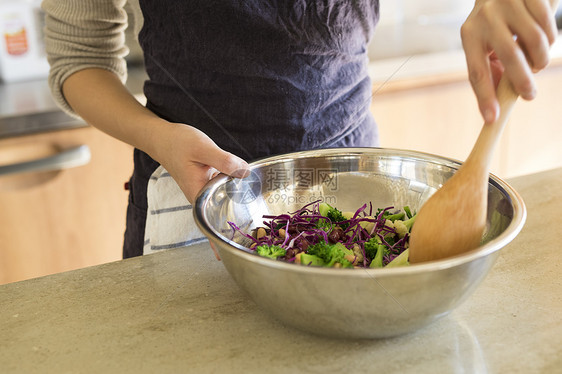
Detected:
[255,245,287,260]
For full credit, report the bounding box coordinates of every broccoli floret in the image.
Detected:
[375,208,398,220]
[369,243,388,268]
[374,208,386,217]
[364,232,397,265]
[255,245,286,260]
[306,241,332,261]
[378,218,398,242]
[327,209,347,226]
[386,212,405,221]
[364,236,382,260]
[375,207,411,222]
[306,241,353,268]
[318,202,349,230]
[393,214,417,238]
[315,217,332,231]
[384,235,396,246]
[326,243,354,268]
[318,202,332,218]
[296,253,326,267]
[403,206,413,219]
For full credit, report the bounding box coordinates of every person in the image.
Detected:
[42,0,558,259]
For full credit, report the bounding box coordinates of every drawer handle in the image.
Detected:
[0,145,91,176]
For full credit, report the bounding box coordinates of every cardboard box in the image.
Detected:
[0,0,49,83]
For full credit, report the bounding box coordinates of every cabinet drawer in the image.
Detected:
[0,126,133,284]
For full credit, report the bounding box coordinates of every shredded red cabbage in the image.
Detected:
[227,200,414,268]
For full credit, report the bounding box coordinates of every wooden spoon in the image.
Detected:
[408,0,558,263]
[408,76,517,263]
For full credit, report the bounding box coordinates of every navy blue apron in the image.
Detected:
[124,0,380,258]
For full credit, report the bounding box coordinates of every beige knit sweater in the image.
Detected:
[41,0,143,117]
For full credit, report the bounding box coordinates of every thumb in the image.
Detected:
[195,139,250,179]
[178,149,250,204]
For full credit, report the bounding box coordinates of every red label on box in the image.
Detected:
[4,29,28,55]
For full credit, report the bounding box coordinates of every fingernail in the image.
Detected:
[484,109,496,123]
[232,162,251,178]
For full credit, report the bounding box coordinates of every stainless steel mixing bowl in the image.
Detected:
[194,148,526,339]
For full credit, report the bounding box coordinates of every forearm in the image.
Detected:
[62,68,167,160]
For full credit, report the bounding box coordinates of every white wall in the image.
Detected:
[371,1,475,60]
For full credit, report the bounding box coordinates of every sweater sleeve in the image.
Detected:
[42,0,131,117]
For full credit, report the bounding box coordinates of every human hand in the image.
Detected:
[461,0,558,123]
[152,121,250,204]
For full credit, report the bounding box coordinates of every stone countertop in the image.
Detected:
[0,167,561,373]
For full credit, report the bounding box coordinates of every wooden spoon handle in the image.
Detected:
[465,77,518,171]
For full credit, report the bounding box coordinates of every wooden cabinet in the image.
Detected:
[371,61,562,178]
[0,126,133,284]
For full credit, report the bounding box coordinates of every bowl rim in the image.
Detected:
[194,147,527,277]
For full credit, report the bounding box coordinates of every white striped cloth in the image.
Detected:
[143,166,206,255]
